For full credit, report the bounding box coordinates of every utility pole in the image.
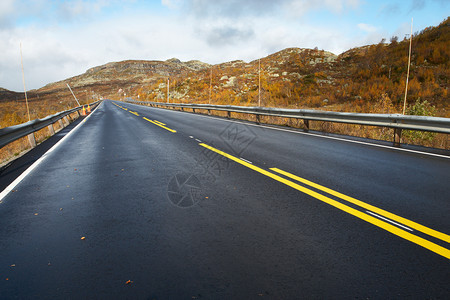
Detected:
[67,83,81,106]
[20,43,31,122]
[209,67,212,104]
[167,78,170,103]
[258,58,261,107]
[402,18,413,115]
[20,42,36,148]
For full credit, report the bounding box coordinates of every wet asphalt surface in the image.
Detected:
[0,100,449,299]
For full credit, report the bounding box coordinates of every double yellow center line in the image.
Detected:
[113,103,176,133]
[199,143,450,259]
[112,101,449,259]
[143,117,176,133]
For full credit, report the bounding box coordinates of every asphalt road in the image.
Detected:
[0,100,449,299]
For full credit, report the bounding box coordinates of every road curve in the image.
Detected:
[0,100,449,299]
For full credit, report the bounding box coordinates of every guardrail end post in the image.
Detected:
[394,128,402,147]
[28,133,36,148]
[304,119,310,132]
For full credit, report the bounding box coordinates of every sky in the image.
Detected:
[0,0,448,92]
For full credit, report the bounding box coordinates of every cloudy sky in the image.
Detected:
[0,0,448,91]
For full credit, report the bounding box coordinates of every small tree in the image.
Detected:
[403,98,436,143]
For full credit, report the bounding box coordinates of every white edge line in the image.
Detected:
[195,139,202,143]
[366,210,413,232]
[127,103,449,160]
[0,102,103,203]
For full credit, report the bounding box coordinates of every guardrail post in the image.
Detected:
[28,133,36,148]
[63,116,70,126]
[48,124,55,135]
[394,128,402,147]
[192,108,196,113]
[227,111,231,118]
[208,109,211,115]
[58,119,64,128]
[256,114,261,124]
[304,119,310,132]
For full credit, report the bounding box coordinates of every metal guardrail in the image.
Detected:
[125,99,450,145]
[0,101,101,149]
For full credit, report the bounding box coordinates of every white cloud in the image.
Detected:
[358,23,377,33]
[0,0,15,28]
[0,13,208,91]
[57,0,109,20]
[161,0,183,9]
[283,0,361,16]
[183,0,362,18]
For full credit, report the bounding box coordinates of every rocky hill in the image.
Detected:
[35,58,210,96]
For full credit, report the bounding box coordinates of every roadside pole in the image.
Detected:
[20,42,36,148]
[402,18,413,115]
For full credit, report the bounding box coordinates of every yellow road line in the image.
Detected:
[153,120,166,126]
[129,111,139,116]
[270,168,450,244]
[199,143,450,259]
[143,117,176,133]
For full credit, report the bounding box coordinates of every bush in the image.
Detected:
[403,98,436,143]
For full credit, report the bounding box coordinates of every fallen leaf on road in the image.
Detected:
[81,236,86,240]
[10,264,15,267]
[125,280,132,285]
